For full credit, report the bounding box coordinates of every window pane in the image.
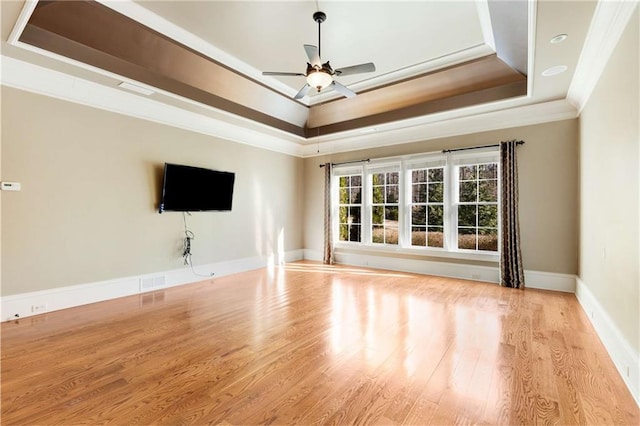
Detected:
[372,173,384,185]
[372,186,384,203]
[458,205,477,227]
[386,185,398,203]
[339,224,348,241]
[478,205,498,227]
[428,182,443,202]
[349,225,361,242]
[339,206,348,223]
[385,207,399,222]
[458,228,477,250]
[372,206,384,224]
[428,226,444,248]
[411,227,426,246]
[385,227,399,245]
[479,228,498,251]
[479,179,497,202]
[412,205,426,225]
[412,170,427,183]
[339,176,349,187]
[412,184,426,203]
[339,188,349,204]
[459,165,477,180]
[459,181,477,202]
[479,163,497,179]
[428,168,444,182]
[387,172,399,185]
[350,207,361,224]
[351,175,362,186]
[428,205,444,226]
[372,225,384,243]
[350,187,362,204]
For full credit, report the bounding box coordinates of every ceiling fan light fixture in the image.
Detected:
[307,69,333,91]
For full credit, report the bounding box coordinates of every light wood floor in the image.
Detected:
[2,261,638,425]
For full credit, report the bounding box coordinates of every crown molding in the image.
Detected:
[1,55,577,160]
[0,56,304,157]
[300,99,578,157]
[567,1,639,113]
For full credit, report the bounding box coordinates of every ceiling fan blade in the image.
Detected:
[334,62,376,77]
[331,81,356,98]
[262,71,305,76]
[294,84,312,100]
[304,44,321,66]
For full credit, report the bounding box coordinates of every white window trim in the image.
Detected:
[331,150,500,262]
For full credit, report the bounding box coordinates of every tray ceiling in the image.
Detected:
[0,0,607,155]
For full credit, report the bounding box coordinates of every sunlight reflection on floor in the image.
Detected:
[284,261,413,278]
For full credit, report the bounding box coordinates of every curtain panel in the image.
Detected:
[323,163,334,265]
[500,140,525,288]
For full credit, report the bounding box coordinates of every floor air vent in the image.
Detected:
[139,275,166,292]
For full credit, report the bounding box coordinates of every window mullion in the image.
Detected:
[398,161,408,248]
[362,170,371,244]
[445,156,457,251]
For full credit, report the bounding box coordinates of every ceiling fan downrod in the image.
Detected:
[313,11,326,60]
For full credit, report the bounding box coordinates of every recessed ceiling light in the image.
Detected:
[118,81,154,96]
[542,65,568,77]
[550,34,568,44]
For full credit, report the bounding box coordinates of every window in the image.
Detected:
[410,167,444,248]
[338,174,362,242]
[456,163,498,251]
[332,151,499,258]
[371,171,399,245]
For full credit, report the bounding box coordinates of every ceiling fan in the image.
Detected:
[262,11,376,100]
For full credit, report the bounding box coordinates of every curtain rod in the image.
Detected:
[442,141,524,154]
[319,159,370,168]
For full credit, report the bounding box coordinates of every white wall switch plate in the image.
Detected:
[1,182,21,191]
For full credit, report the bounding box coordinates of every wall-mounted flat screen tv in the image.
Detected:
[159,163,235,213]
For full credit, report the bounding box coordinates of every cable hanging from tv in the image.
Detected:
[182,212,215,278]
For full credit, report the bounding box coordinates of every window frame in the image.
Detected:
[369,165,401,246]
[333,166,364,245]
[450,161,500,253]
[406,166,446,250]
[331,150,500,261]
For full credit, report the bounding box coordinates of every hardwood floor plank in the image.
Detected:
[2,261,638,425]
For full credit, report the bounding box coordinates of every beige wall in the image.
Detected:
[579,10,639,352]
[304,119,580,275]
[1,87,304,296]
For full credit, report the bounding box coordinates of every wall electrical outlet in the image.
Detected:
[31,303,47,313]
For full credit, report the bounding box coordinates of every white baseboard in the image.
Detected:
[0,249,304,322]
[303,249,323,262]
[524,269,576,292]
[304,249,575,293]
[575,277,640,406]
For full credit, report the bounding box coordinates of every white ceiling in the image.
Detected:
[2,0,631,157]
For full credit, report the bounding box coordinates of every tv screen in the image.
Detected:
[159,163,235,213]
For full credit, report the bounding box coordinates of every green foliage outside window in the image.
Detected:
[457,163,498,251]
